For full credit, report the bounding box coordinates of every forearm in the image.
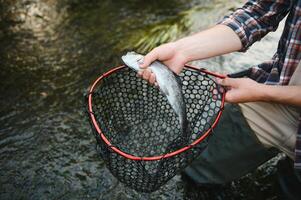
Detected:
[261,85,301,107]
[175,25,242,62]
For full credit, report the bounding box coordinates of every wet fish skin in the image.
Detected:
[121,51,188,136]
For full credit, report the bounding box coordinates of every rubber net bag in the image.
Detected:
[86,65,224,192]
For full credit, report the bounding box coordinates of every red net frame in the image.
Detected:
[87,64,226,161]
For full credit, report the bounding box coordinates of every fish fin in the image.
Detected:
[174,74,183,87]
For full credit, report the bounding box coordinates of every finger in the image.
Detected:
[137,70,143,77]
[149,73,156,85]
[217,77,236,87]
[217,85,225,93]
[142,69,152,80]
[224,90,237,103]
[139,48,159,68]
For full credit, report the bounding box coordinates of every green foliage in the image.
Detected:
[118,0,242,53]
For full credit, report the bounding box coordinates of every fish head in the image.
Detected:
[121,51,144,71]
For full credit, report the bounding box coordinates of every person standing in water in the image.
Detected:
[138,0,301,197]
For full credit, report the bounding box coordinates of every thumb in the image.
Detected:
[139,49,159,68]
[217,77,237,87]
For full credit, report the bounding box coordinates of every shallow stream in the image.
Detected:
[0,0,284,199]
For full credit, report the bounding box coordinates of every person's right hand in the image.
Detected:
[138,42,188,85]
[137,24,243,85]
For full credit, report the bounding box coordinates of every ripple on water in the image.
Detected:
[0,0,282,199]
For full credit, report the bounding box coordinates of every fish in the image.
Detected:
[121,51,188,139]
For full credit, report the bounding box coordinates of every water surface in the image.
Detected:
[0,0,284,199]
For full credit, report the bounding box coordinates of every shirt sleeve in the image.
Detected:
[218,0,292,51]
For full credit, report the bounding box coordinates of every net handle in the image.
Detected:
[88,64,226,161]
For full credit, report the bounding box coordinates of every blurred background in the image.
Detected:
[0,0,284,199]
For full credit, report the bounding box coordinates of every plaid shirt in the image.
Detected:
[218,0,301,170]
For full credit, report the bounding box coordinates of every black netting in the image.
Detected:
[86,67,224,192]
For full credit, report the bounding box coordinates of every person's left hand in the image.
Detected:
[217,77,265,103]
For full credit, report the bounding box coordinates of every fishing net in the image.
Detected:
[86,65,225,192]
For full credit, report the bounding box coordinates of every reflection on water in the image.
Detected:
[0,0,283,199]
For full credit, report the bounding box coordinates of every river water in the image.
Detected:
[0,0,284,199]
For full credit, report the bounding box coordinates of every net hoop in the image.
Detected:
[88,64,225,161]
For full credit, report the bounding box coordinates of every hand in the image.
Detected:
[217,77,265,103]
[137,25,242,85]
[138,42,188,85]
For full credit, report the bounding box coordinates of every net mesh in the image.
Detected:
[86,67,223,192]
